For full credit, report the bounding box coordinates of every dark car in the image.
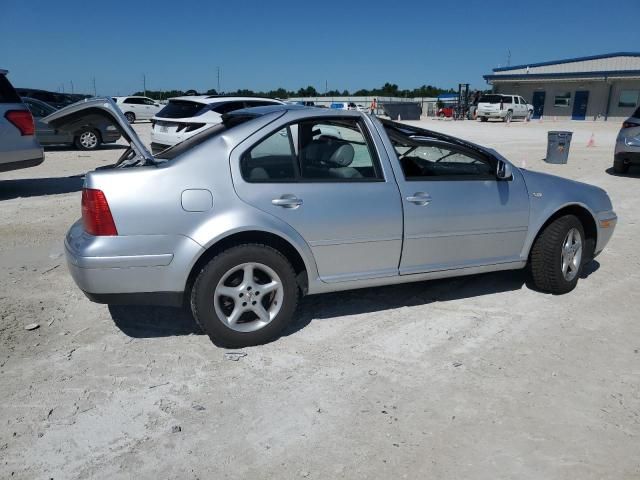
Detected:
[16,88,79,109]
[22,97,120,150]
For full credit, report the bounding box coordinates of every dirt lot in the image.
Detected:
[1,118,639,479]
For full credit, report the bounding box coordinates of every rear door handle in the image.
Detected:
[406,192,432,206]
[272,195,303,208]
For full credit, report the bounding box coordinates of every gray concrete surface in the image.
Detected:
[1,117,638,479]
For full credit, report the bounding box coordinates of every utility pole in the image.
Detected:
[70,80,74,94]
[143,74,146,97]
[325,80,328,95]
[92,77,97,97]
[507,49,511,67]
[217,66,221,93]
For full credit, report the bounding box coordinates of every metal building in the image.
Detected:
[483,52,640,120]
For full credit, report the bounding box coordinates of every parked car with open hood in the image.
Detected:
[22,97,120,150]
[44,98,616,348]
[613,105,640,173]
[150,96,284,154]
[112,96,162,123]
[0,70,44,172]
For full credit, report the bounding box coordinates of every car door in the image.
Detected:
[380,127,530,274]
[231,114,403,283]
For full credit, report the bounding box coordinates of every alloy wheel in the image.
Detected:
[561,227,582,281]
[214,262,284,332]
[79,131,98,149]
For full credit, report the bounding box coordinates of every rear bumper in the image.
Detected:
[65,220,204,305]
[0,153,44,173]
[477,110,506,118]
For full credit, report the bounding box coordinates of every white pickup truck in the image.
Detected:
[477,94,533,122]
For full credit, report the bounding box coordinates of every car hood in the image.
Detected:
[519,168,613,213]
[43,97,153,164]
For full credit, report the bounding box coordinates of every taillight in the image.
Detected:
[81,188,118,236]
[5,110,35,135]
[622,121,640,129]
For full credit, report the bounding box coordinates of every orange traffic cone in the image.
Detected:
[587,133,595,147]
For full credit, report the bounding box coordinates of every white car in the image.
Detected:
[112,96,163,123]
[476,94,533,122]
[150,96,284,154]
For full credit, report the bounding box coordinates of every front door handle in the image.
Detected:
[272,195,303,208]
[406,192,432,206]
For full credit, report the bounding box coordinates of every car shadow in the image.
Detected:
[108,261,602,341]
[109,305,202,338]
[108,269,528,340]
[605,166,640,177]
[0,175,84,201]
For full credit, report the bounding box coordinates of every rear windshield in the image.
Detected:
[479,95,511,104]
[156,100,208,119]
[0,74,21,103]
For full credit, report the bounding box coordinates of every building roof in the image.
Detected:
[484,52,640,83]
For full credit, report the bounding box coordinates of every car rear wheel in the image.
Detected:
[190,244,299,347]
[124,112,135,123]
[74,129,100,150]
[503,111,513,122]
[613,158,629,174]
[530,215,585,294]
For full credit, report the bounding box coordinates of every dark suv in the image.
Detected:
[0,70,44,172]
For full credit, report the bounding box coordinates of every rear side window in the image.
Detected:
[241,118,382,182]
[157,100,207,118]
[0,75,22,103]
[244,100,280,108]
[211,101,246,114]
[124,97,144,104]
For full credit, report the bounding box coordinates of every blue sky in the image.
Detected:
[1,0,639,95]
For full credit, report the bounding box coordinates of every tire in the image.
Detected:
[480,116,488,122]
[124,112,135,123]
[74,129,101,150]
[613,158,629,174]
[503,111,513,123]
[438,113,445,118]
[527,110,533,121]
[190,244,299,347]
[530,215,585,294]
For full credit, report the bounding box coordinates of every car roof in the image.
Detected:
[114,95,150,99]
[168,95,283,105]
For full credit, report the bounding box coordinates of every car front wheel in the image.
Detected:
[74,129,100,150]
[124,112,135,123]
[530,215,585,294]
[480,116,487,122]
[190,244,299,347]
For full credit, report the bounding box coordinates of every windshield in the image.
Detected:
[156,100,208,119]
[479,95,511,104]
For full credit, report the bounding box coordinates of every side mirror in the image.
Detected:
[496,160,513,180]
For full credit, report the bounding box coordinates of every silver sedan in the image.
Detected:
[45,98,617,347]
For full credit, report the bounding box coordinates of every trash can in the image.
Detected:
[545,131,573,164]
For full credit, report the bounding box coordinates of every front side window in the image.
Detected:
[396,143,494,180]
[619,90,639,108]
[143,98,157,105]
[241,118,382,182]
[554,92,571,107]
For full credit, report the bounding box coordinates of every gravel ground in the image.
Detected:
[1,118,638,479]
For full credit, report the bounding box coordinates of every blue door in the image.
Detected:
[572,90,589,120]
[532,91,545,119]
